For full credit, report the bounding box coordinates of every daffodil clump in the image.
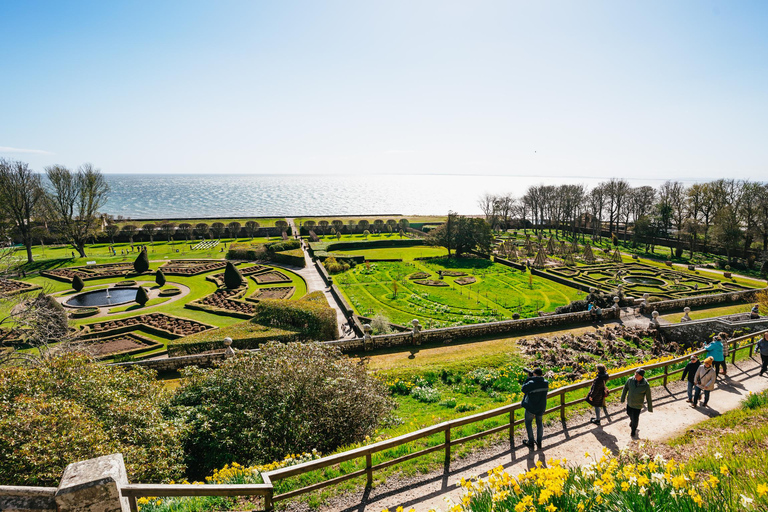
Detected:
[136,451,321,512]
[434,447,767,512]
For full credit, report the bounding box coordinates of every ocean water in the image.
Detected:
[102,174,654,219]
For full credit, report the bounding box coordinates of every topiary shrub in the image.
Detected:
[134,248,149,274]
[69,306,99,318]
[135,286,149,306]
[224,261,245,289]
[169,342,394,478]
[0,353,184,485]
[155,269,166,287]
[252,292,337,341]
[72,275,84,292]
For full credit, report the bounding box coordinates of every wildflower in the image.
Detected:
[714,452,723,460]
[720,465,730,476]
[639,485,647,496]
[757,483,768,497]
[740,494,754,507]
[577,504,585,512]
[546,504,557,512]
[621,481,630,491]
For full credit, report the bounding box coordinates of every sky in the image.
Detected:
[1,0,767,180]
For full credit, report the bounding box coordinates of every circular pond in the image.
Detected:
[624,276,665,286]
[65,288,138,308]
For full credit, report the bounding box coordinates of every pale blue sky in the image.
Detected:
[1,1,767,180]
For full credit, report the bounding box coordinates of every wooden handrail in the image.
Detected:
[114,328,766,511]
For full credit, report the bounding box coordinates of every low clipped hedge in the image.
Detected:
[166,322,299,356]
[69,307,99,318]
[270,248,305,267]
[114,280,137,287]
[252,291,337,341]
[158,287,181,297]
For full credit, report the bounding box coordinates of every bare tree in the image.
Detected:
[159,222,176,242]
[0,159,45,263]
[244,220,260,239]
[210,222,226,239]
[141,223,157,242]
[195,222,210,239]
[373,219,384,233]
[177,223,193,241]
[121,224,137,243]
[45,163,110,257]
[587,185,607,240]
[332,219,344,234]
[318,220,329,235]
[105,223,120,244]
[227,221,242,239]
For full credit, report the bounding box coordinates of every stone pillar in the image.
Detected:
[612,296,620,310]
[411,319,422,346]
[223,337,235,358]
[681,307,692,323]
[54,453,129,512]
[650,310,660,329]
[363,324,374,351]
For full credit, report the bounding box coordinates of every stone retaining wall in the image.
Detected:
[114,351,226,372]
[649,288,762,313]
[659,314,768,345]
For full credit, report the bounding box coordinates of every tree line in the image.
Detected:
[478,178,768,263]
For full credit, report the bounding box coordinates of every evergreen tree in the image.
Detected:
[135,286,149,306]
[224,261,244,289]
[155,269,166,287]
[72,275,84,292]
[134,248,149,273]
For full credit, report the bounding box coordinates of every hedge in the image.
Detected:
[134,248,149,274]
[252,292,337,341]
[166,323,300,356]
[269,248,306,267]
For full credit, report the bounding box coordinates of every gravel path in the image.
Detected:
[296,357,768,512]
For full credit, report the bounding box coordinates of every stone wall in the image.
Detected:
[649,288,762,313]
[113,351,226,372]
[659,314,768,345]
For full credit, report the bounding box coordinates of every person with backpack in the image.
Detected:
[620,368,653,438]
[521,368,549,450]
[756,332,768,377]
[587,364,610,426]
[692,357,717,408]
[704,334,726,377]
[681,355,702,403]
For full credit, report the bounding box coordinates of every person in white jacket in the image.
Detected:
[691,356,716,408]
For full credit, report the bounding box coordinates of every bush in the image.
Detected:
[70,306,99,318]
[169,342,394,478]
[224,261,245,289]
[269,248,305,268]
[155,269,166,287]
[410,386,441,403]
[135,286,149,306]
[743,390,768,410]
[439,397,458,408]
[455,403,478,412]
[252,294,337,341]
[324,256,350,274]
[370,313,392,335]
[134,248,149,274]
[72,275,84,292]
[0,353,184,485]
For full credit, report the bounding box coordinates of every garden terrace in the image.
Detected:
[334,257,582,327]
[70,332,163,360]
[544,262,759,299]
[0,278,40,295]
[83,312,215,338]
[41,262,135,282]
[159,260,227,276]
[252,270,292,285]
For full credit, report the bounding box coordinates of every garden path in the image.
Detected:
[285,218,354,339]
[317,357,768,512]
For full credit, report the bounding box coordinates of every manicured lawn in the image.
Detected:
[329,245,448,261]
[660,303,754,322]
[335,257,584,327]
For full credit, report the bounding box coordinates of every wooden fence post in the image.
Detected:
[663,365,668,386]
[444,427,451,466]
[731,340,737,364]
[560,392,566,422]
[749,336,754,358]
[365,453,372,487]
[265,489,273,512]
[509,409,515,447]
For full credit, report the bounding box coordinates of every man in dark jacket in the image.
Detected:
[681,355,701,402]
[521,368,549,449]
[620,368,653,438]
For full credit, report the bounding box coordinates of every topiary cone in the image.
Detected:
[224,261,245,289]
[155,269,166,287]
[135,286,149,306]
[134,248,149,274]
[72,275,84,292]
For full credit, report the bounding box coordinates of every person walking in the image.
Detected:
[704,335,726,377]
[756,332,768,377]
[521,368,549,449]
[620,368,653,438]
[586,364,610,426]
[681,355,702,403]
[692,357,717,407]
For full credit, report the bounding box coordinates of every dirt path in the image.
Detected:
[309,357,768,512]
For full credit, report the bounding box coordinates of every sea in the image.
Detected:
[101,174,672,220]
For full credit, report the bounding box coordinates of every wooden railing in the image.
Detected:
[116,329,767,512]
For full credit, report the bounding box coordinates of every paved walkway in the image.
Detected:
[285,218,353,338]
[321,357,768,512]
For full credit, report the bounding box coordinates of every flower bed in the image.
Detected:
[70,332,163,360]
[158,287,182,297]
[69,306,100,318]
[159,259,227,276]
[252,270,292,284]
[413,279,450,287]
[0,278,41,295]
[455,276,477,285]
[409,271,430,280]
[83,313,215,338]
[247,286,295,301]
[41,263,135,282]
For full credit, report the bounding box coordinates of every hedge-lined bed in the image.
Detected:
[166,322,300,356]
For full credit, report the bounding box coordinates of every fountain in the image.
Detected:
[66,287,138,308]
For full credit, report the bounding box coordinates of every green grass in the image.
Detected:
[661,303,754,322]
[329,245,448,261]
[108,217,285,229]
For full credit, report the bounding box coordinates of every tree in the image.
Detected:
[194,222,210,239]
[135,286,149,306]
[170,342,394,478]
[227,221,241,239]
[317,220,329,235]
[428,212,493,257]
[386,219,398,233]
[177,223,193,241]
[275,220,289,236]
[134,248,149,273]
[72,275,84,292]
[373,219,384,233]
[224,261,244,289]
[45,163,109,258]
[332,219,344,234]
[210,222,226,239]
[105,223,120,244]
[303,220,316,235]
[0,159,45,263]
[244,220,260,239]
[357,220,370,233]
[141,223,157,242]
[121,224,137,243]
[159,222,176,242]
[155,269,166,287]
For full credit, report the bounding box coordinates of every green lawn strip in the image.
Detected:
[107,297,169,314]
[328,246,448,261]
[661,303,754,323]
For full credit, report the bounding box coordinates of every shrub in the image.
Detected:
[134,248,149,273]
[455,403,478,412]
[324,256,350,274]
[70,306,99,318]
[0,353,184,485]
[224,261,245,289]
[269,248,305,267]
[135,286,149,306]
[410,386,441,403]
[439,397,458,408]
[155,269,166,287]
[252,294,337,341]
[72,275,84,292]
[743,390,768,410]
[370,313,392,335]
[169,342,394,478]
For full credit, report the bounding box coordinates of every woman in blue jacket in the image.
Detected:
[704,336,726,377]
